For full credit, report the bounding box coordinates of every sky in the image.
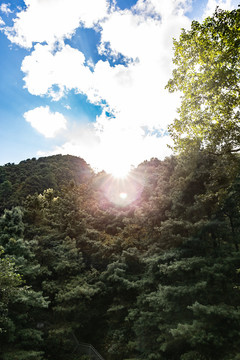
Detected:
[0,0,239,176]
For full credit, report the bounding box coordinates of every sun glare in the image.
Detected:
[119,192,127,199]
[110,164,130,179]
[99,170,144,207]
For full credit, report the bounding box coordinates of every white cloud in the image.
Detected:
[0,3,12,15]
[8,0,238,173]
[202,0,237,18]
[20,0,189,125]
[4,0,109,48]
[37,120,173,174]
[133,0,192,20]
[16,0,191,172]
[24,106,67,138]
[99,4,190,62]
[0,17,5,26]
[36,122,101,168]
[21,43,93,100]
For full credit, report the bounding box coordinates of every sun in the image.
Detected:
[107,162,130,179]
[99,170,144,206]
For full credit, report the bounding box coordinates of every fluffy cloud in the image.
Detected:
[20,0,189,126]
[14,0,190,172]
[99,3,190,63]
[0,17,5,26]
[0,3,12,15]
[4,0,109,48]
[21,43,93,100]
[24,106,67,138]
[4,0,239,173]
[91,1,189,128]
[37,120,173,174]
[132,0,191,18]
[202,0,237,18]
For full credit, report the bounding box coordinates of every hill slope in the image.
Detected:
[0,154,93,213]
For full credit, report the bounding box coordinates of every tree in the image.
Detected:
[166,7,240,154]
[0,208,48,360]
[130,245,240,360]
[0,249,22,333]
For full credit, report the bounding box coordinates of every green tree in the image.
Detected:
[166,7,240,154]
[0,250,22,333]
[130,245,240,360]
[0,207,48,360]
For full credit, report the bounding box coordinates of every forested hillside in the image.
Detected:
[0,155,93,214]
[1,149,240,360]
[1,7,240,360]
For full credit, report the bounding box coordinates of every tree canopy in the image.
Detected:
[166,7,240,154]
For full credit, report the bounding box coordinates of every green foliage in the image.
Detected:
[2,104,240,359]
[166,8,240,154]
[0,249,22,333]
[0,155,93,214]
[0,207,49,359]
[2,350,45,360]
[129,247,240,360]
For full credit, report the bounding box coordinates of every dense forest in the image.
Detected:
[0,7,240,360]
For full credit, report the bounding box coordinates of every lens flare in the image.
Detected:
[119,192,127,199]
[99,172,144,206]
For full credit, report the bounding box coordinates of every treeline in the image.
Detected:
[1,7,240,360]
[0,154,93,213]
[1,150,240,360]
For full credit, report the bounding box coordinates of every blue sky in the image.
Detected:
[0,0,239,176]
